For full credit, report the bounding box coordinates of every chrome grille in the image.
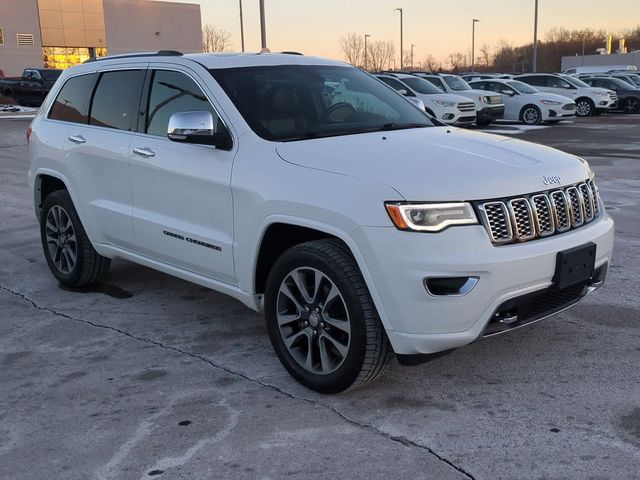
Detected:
[478,180,601,245]
[457,102,476,112]
[609,92,618,103]
[566,186,584,226]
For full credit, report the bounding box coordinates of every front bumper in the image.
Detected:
[353,213,614,355]
[477,105,505,121]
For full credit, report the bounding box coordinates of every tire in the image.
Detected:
[476,119,491,127]
[264,239,391,393]
[520,105,542,125]
[40,189,111,287]
[546,120,561,125]
[575,98,594,117]
[624,97,640,114]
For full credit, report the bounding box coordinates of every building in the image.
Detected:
[561,52,640,73]
[0,0,202,76]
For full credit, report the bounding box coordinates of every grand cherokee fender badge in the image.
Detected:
[542,175,563,186]
[163,230,221,252]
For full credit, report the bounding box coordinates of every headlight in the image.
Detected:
[385,202,478,232]
[432,99,456,107]
[480,96,491,104]
[540,100,562,105]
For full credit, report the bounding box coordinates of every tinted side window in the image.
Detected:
[90,70,145,131]
[49,73,97,124]
[379,77,409,92]
[146,70,219,137]
[424,77,446,90]
[521,76,544,86]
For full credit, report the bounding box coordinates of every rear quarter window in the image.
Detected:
[49,73,97,124]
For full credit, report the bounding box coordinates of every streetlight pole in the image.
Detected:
[364,34,371,71]
[411,43,415,69]
[394,7,403,70]
[239,0,245,52]
[259,0,267,52]
[471,19,479,72]
[532,0,539,72]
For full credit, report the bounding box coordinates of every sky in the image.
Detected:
[163,0,640,62]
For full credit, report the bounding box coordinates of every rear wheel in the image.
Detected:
[575,98,594,117]
[40,190,110,287]
[265,239,391,393]
[520,105,542,125]
[624,97,640,114]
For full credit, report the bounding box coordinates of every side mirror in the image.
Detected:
[167,111,232,150]
[398,89,409,96]
[503,90,516,96]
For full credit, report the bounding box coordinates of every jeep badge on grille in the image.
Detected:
[543,175,563,186]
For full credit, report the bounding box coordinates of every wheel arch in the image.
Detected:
[34,170,71,221]
[250,217,393,332]
[519,103,541,122]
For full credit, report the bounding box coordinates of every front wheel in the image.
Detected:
[265,239,391,393]
[41,190,111,287]
[575,98,595,117]
[520,105,542,125]
[624,97,640,114]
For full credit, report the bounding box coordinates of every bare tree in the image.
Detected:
[418,55,443,72]
[447,52,466,72]
[338,33,365,67]
[479,44,492,66]
[202,24,232,53]
[368,40,395,72]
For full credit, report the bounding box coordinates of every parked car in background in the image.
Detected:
[515,73,616,117]
[461,73,513,82]
[28,51,614,393]
[415,73,504,125]
[468,79,576,124]
[563,65,638,76]
[375,73,476,126]
[604,73,640,88]
[581,76,640,113]
[0,68,62,106]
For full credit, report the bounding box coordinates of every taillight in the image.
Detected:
[26,126,32,144]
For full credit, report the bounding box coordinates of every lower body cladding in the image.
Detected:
[353,214,614,357]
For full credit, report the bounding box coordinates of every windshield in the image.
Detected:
[442,75,471,91]
[562,75,590,88]
[42,70,62,81]
[507,80,539,94]
[210,65,432,142]
[401,77,443,94]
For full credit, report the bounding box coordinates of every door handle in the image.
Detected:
[68,135,86,144]
[133,147,156,158]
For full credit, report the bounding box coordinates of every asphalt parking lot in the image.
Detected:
[1,115,639,480]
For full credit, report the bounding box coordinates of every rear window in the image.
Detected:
[89,70,145,131]
[49,73,97,124]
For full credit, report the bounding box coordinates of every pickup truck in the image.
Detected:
[0,68,62,106]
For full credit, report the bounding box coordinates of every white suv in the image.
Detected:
[29,52,614,393]
[375,73,477,126]
[515,73,616,117]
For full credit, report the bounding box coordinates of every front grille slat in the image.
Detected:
[478,180,601,245]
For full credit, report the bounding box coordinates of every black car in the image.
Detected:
[0,68,62,106]
[582,77,640,113]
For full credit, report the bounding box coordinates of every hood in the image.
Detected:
[421,93,475,104]
[276,127,591,201]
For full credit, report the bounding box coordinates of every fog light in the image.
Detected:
[423,276,478,296]
[548,110,557,117]
[442,113,455,120]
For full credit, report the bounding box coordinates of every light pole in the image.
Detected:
[259,0,268,52]
[364,34,371,71]
[394,7,403,70]
[471,19,479,72]
[238,0,245,52]
[532,0,539,72]
[411,43,415,69]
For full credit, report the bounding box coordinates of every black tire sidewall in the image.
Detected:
[40,190,87,286]
[265,246,369,393]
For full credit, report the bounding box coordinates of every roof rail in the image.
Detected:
[84,50,183,63]
[280,51,304,55]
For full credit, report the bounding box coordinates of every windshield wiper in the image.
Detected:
[365,123,429,132]
[280,123,429,142]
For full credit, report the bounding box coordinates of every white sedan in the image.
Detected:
[468,79,576,125]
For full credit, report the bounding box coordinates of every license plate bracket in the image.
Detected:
[553,242,596,289]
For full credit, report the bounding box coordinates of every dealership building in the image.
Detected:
[0,0,202,76]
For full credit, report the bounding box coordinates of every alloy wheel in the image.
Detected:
[45,205,77,274]
[522,107,540,125]
[575,100,592,117]
[625,98,639,114]
[276,267,351,375]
